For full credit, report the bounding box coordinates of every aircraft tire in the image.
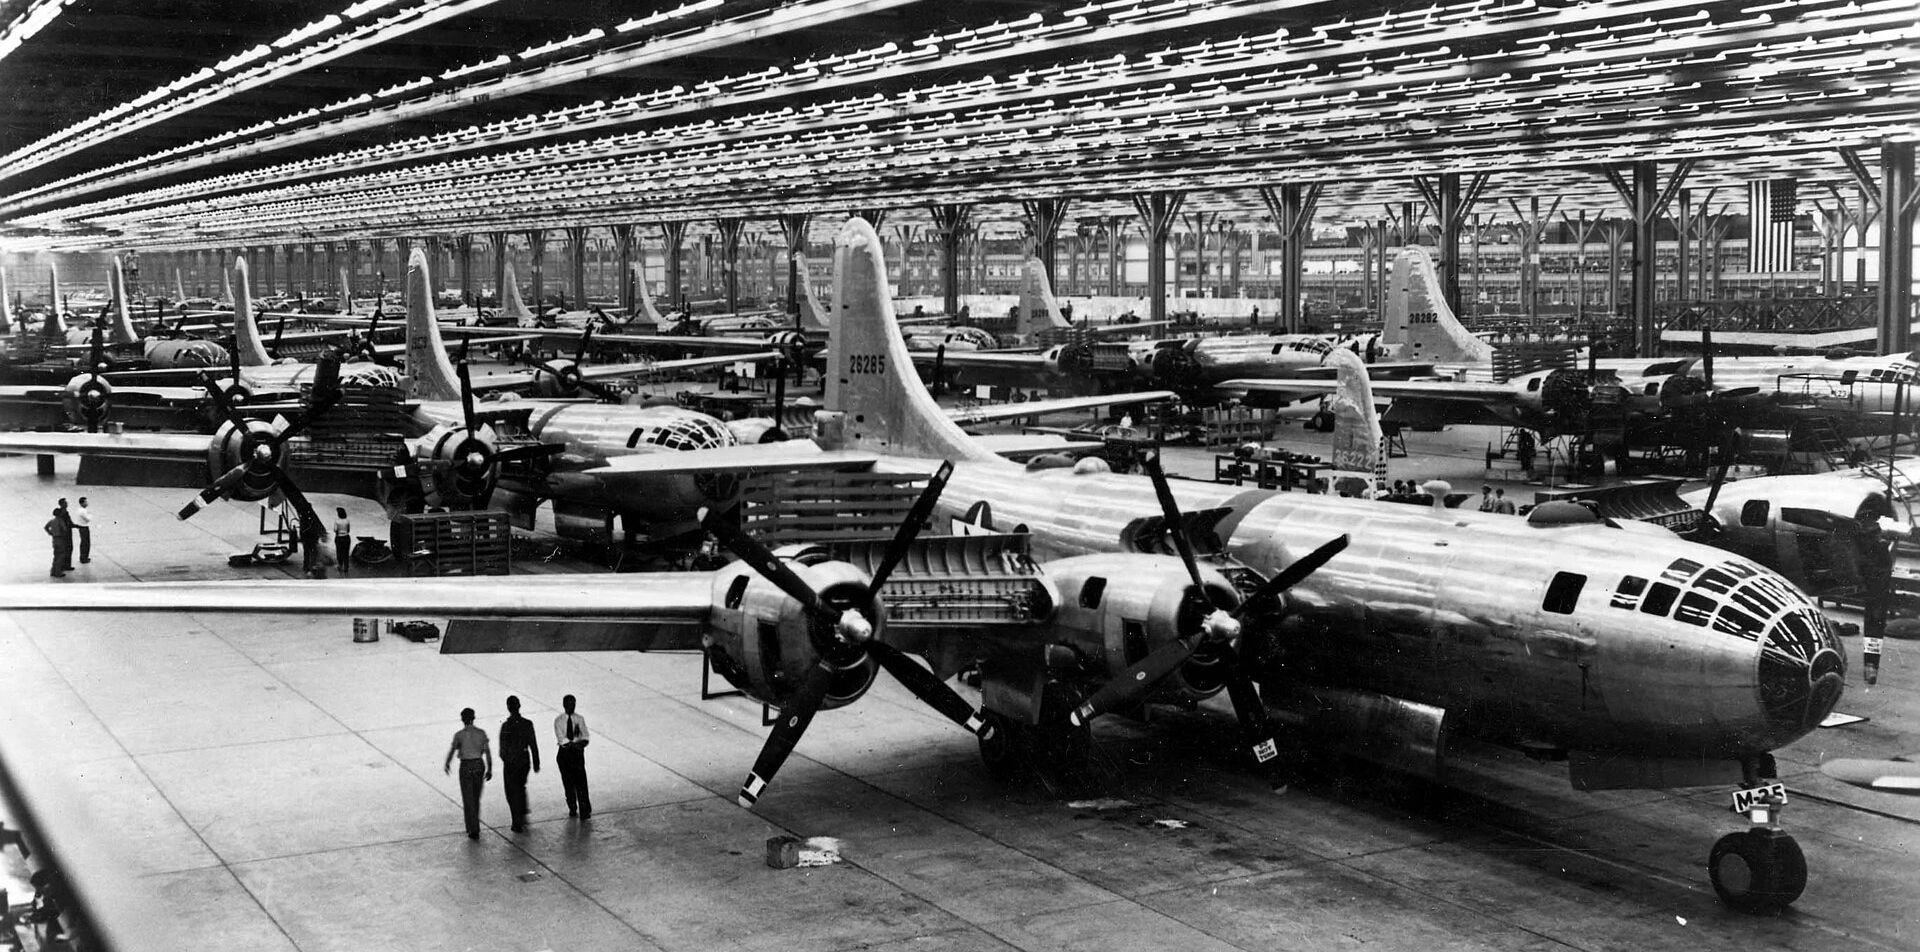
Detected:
[1709,829,1806,912]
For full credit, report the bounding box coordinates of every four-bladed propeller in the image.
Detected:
[701,461,994,808]
[1069,450,1349,786]
[72,324,112,432]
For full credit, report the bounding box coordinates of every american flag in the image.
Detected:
[1746,179,1797,273]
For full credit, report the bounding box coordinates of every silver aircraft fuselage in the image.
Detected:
[931,461,1843,760]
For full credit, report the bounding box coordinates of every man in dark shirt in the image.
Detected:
[498,696,541,833]
[442,708,492,840]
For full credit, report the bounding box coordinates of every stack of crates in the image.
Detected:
[391,511,512,576]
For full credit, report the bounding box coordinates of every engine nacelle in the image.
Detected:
[205,418,290,501]
[1264,685,1449,781]
[530,359,583,398]
[1041,553,1242,708]
[702,549,880,711]
[61,372,112,427]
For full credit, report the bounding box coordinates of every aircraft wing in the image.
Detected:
[578,350,783,381]
[440,324,777,352]
[911,350,1053,372]
[1083,320,1173,336]
[588,442,882,476]
[1820,757,1920,793]
[946,390,1176,426]
[0,383,208,404]
[0,576,712,652]
[1220,378,1516,402]
[0,429,213,460]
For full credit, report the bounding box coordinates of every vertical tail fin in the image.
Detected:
[230,258,274,367]
[337,267,352,314]
[822,218,998,463]
[633,263,667,325]
[793,252,828,333]
[1381,247,1492,364]
[173,269,187,307]
[499,261,534,325]
[404,248,462,402]
[1326,346,1386,495]
[107,256,139,345]
[45,263,65,338]
[220,267,234,307]
[0,267,11,333]
[1018,256,1066,336]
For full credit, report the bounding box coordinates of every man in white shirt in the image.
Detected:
[72,497,92,564]
[553,694,592,819]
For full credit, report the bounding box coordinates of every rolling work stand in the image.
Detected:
[390,511,513,576]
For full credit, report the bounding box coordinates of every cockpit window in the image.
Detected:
[1641,582,1680,617]
[1675,591,1716,627]
[1543,572,1585,614]
[1693,567,1739,596]
[1661,558,1704,584]
[1739,500,1769,527]
[1610,575,1648,610]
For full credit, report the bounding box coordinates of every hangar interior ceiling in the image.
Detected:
[0,0,1914,251]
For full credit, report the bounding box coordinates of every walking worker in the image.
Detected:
[44,506,71,578]
[333,507,352,577]
[443,708,493,839]
[72,497,92,564]
[554,694,592,819]
[53,498,75,572]
[499,696,541,833]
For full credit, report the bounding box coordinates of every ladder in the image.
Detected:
[1796,415,1854,472]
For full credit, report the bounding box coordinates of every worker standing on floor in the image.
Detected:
[443,707,493,840]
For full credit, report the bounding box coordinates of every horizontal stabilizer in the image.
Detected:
[1821,757,1920,793]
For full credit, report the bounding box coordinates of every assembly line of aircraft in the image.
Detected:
[14,217,1919,917]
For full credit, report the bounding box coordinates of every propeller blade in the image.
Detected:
[574,322,594,364]
[1701,323,1714,388]
[770,362,788,439]
[1698,432,1739,519]
[738,660,836,808]
[177,463,251,520]
[1234,534,1350,618]
[864,461,954,597]
[1217,643,1285,783]
[1140,450,1208,595]
[457,360,477,434]
[1070,634,1203,726]
[701,506,825,616]
[865,641,993,738]
[1780,507,1851,534]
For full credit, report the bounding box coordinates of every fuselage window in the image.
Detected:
[725,576,749,610]
[1739,500,1769,527]
[1543,571,1586,614]
[1641,582,1680,617]
[1079,577,1107,609]
[1527,378,1542,392]
[626,427,647,449]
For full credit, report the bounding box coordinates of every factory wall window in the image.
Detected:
[1079,577,1107,609]
[1739,500,1769,527]
[1543,571,1586,614]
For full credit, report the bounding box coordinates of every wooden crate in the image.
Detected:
[392,511,512,576]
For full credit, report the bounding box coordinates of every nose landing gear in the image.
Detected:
[1708,755,1806,912]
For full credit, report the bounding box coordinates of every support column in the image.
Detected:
[1131,191,1185,324]
[1183,212,1216,298]
[1101,216,1126,298]
[564,226,589,310]
[926,205,969,317]
[777,213,812,317]
[1870,142,1918,353]
[851,207,888,231]
[611,224,638,314]
[455,236,475,305]
[1603,159,1694,356]
[1019,198,1072,288]
[488,232,509,310]
[892,224,918,296]
[1601,219,1630,320]
[523,230,547,313]
[1414,171,1492,314]
[658,221,687,313]
[1506,196,1563,326]
[425,236,445,295]
[1562,211,1607,327]
[715,217,745,314]
[1257,183,1323,333]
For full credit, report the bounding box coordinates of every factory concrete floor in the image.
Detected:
[0,419,1916,952]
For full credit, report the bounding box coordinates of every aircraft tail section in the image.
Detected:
[220,267,234,307]
[1326,346,1385,495]
[337,267,352,314]
[1018,256,1066,336]
[633,263,667,325]
[794,252,828,333]
[44,263,65,338]
[107,256,139,345]
[404,249,462,402]
[0,266,11,333]
[499,261,534,325]
[174,269,187,306]
[231,258,274,367]
[823,217,999,464]
[1382,247,1493,364]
